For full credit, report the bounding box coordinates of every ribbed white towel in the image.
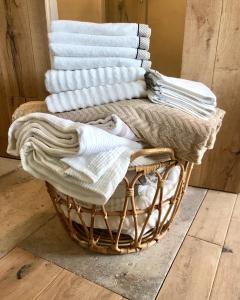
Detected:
[87,114,138,141]
[53,56,151,70]
[148,91,215,119]
[49,32,150,50]
[45,80,147,113]
[51,20,151,37]
[50,44,150,60]
[7,113,142,205]
[45,67,146,93]
[7,113,142,157]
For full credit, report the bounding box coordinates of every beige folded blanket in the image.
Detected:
[13,99,225,164]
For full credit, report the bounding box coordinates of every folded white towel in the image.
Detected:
[45,67,146,93]
[87,114,138,141]
[146,71,216,102]
[50,44,150,60]
[45,80,147,113]
[51,20,151,37]
[49,32,150,50]
[147,91,214,120]
[7,113,142,205]
[53,56,151,70]
[145,70,217,119]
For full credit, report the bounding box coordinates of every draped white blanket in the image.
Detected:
[45,67,146,93]
[7,113,142,205]
[51,20,151,37]
[45,80,147,113]
[49,32,150,50]
[50,44,150,60]
[53,56,151,70]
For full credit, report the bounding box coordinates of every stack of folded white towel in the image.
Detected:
[145,70,217,119]
[45,20,152,113]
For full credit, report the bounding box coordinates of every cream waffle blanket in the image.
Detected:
[7,113,142,205]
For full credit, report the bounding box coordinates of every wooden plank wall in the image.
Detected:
[0,0,50,156]
[105,0,186,77]
[57,0,105,22]
[182,0,240,193]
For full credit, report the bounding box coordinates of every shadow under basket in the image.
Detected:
[46,148,193,254]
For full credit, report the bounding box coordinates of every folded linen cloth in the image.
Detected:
[87,114,138,141]
[50,44,150,60]
[12,100,225,164]
[53,56,151,70]
[7,113,142,205]
[45,67,146,93]
[51,20,151,37]
[145,70,217,119]
[49,32,150,50]
[45,80,147,113]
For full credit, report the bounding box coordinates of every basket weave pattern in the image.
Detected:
[46,148,193,254]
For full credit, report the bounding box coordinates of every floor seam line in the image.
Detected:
[187,234,222,247]
[208,193,238,300]
[154,188,209,299]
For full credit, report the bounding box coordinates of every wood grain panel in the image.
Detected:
[157,236,221,300]
[58,0,105,22]
[0,0,37,98]
[27,0,50,98]
[188,190,237,245]
[210,219,240,300]
[0,0,50,157]
[36,269,124,300]
[105,0,146,23]
[0,247,61,300]
[181,0,222,85]
[148,0,186,76]
[182,0,240,192]
[106,0,186,77]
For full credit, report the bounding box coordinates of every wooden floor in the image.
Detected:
[0,158,239,300]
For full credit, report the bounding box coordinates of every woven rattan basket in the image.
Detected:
[46,148,193,254]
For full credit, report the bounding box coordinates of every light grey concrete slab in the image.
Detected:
[20,187,207,300]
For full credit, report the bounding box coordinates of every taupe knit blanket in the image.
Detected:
[13,99,225,164]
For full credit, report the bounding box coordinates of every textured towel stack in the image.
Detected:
[145,70,217,119]
[46,20,152,113]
